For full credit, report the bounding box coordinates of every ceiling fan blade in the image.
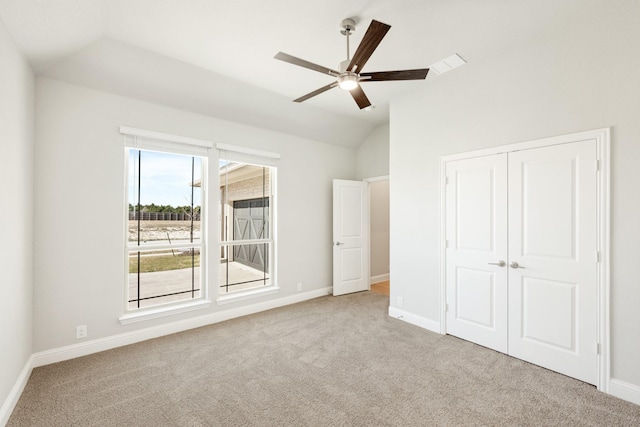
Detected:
[294,82,338,102]
[275,52,339,76]
[347,20,391,73]
[349,85,372,109]
[360,68,430,81]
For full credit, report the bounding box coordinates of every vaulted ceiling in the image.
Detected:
[0,0,583,148]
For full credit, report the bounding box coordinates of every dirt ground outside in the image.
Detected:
[128,220,201,243]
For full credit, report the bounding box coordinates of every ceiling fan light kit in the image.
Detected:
[337,73,359,90]
[275,17,430,110]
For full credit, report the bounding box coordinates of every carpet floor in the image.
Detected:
[8,292,640,426]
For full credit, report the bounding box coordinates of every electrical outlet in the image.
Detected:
[76,325,87,339]
[297,282,302,292]
[397,296,403,308]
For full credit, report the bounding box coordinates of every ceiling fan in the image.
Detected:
[275,18,429,110]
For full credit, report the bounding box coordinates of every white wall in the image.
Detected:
[356,123,389,180]
[390,3,640,390]
[33,78,356,352]
[369,180,389,281]
[0,16,34,420]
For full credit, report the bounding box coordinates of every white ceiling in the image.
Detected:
[0,0,582,148]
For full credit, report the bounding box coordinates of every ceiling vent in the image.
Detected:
[430,54,466,75]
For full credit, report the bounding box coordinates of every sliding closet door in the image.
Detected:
[507,140,598,385]
[445,154,508,353]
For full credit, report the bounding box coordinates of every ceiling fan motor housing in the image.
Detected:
[340,18,356,35]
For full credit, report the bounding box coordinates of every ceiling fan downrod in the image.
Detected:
[338,18,358,89]
[340,18,356,61]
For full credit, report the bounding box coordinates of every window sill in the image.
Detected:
[119,299,211,325]
[216,286,279,305]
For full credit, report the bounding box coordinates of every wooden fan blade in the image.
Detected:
[294,82,338,102]
[347,20,391,73]
[275,52,339,76]
[360,68,429,81]
[349,85,372,109]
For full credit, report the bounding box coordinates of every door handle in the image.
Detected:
[488,260,506,267]
[510,261,525,269]
[335,241,344,246]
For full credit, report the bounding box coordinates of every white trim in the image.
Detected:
[597,128,611,393]
[119,300,211,325]
[364,175,389,183]
[32,287,331,368]
[388,307,441,334]
[370,273,390,284]
[219,238,271,246]
[609,379,640,406]
[120,126,213,148]
[0,355,34,426]
[216,143,280,159]
[438,127,611,390]
[216,286,279,305]
[439,155,448,334]
[441,127,608,162]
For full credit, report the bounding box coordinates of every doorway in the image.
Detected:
[369,177,390,297]
[331,177,390,297]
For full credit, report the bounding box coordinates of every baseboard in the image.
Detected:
[33,287,331,368]
[370,274,390,285]
[0,355,34,427]
[609,378,640,406]
[388,306,441,334]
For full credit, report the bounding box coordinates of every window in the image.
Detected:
[218,144,278,296]
[123,128,211,312]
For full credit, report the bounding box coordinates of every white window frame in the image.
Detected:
[119,127,213,324]
[216,143,279,304]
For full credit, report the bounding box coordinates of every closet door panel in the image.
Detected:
[508,140,598,385]
[445,154,508,353]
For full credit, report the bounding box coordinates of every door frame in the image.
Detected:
[439,127,610,391]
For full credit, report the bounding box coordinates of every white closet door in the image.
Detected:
[507,140,598,385]
[333,179,368,296]
[445,154,508,353]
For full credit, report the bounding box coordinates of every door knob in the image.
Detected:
[335,241,344,246]
[510,261,525,269]
[488,260,506,267]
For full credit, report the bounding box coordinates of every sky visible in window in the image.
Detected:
[128,150,202,208]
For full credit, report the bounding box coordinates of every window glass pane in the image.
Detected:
[219,162,270,243]
[128,150,202,245]
[218,158,274,295]
[126,147,204,311]
[233,198,269,240]
[128,248,201,309]
[219,243,270,294]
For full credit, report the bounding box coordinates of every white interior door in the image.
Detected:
[507,140,598,385]
[445,154,508,353]
[333,179,368,296]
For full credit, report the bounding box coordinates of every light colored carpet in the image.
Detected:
[8,292,640,426]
